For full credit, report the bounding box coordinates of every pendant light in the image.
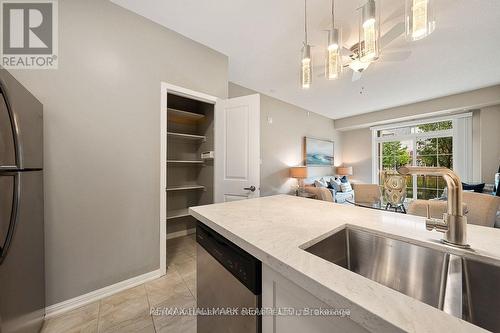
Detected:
[405,0,435,41]
[359,0,380,62]
[325,0,342,80]
[301,0,312,89]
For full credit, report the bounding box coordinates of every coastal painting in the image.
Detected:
[305,137,334,166]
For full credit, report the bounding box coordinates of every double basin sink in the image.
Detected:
[304,227,500,332]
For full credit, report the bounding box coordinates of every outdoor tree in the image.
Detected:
[381,141,411,169]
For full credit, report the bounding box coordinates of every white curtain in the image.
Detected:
[453,115,473,183]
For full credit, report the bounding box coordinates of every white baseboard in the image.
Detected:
[167,228,195,240]
[45,269,163,319]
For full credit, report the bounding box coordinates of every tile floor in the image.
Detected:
[42,234,197,333]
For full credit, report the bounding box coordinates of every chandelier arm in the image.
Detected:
[304,0,308,44]
[331,0,335,29]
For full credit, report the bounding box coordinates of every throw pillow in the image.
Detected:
[462,182,485,193]
[314,179,327,188]
[340,182,352,192]
[329,178,341,192]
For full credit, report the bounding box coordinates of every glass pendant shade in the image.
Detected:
[301,44,312,89]
[325,29,342,80]
[300,0,312,89]
[359,0,380,62]
[405,0,435,41]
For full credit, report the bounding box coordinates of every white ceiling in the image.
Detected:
[111,0,500,119]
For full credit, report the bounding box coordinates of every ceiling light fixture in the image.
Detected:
[348,59,370,73]
[405,0,435,41]
[301,0,312,89]
[325,0,342,80]
[359,0,380,62]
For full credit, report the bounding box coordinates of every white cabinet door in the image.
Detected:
[215,94,260,202]
[262,265,369,333]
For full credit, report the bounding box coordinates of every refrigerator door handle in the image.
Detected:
[0,172,21,265]
[0,83,20,168]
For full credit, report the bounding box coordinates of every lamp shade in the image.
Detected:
[336,166,353,176]
[290,166,308,179]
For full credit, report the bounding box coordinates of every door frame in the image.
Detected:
[159,82,218,275]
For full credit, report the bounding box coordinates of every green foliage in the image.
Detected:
[381,141,410,169]
[416,120,452,132]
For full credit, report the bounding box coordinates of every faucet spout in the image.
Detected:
[397,166,469,248]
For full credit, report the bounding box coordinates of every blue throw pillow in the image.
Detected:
[462,182,485,193]
[330,178,341,192]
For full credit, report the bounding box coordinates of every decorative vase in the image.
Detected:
[384,174,407,206]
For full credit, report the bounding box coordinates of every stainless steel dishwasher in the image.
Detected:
[196,221,261,333]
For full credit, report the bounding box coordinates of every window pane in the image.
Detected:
[378,141,413,198]
[417,175,439,188]
[405,174,413,187]
[437,137,453,154]
[417,138,437,155]
[381,155,393,169]
[417,188,439,200]
[381,141,412,169]
[376,121,454,201]
[437,177,447,189]
[438,155,453,169]
[427,176,438,188]
[414,121,453,133]
[417,156,437,167]
[378,127,412,138]
[438,121,453,130]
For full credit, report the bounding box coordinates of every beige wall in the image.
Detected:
[10,0,228,305]
[479,106,500,184]
[229,83,340,196]
[334,85,500,131]
[339,128,373,184]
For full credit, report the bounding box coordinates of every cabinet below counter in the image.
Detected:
[262,264,369,333]
[190,194,500,333]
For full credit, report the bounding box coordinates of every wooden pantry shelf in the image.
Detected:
[167,160,204,164]
[166,185,205,192]
[166,208,190,220]
[167,108,205,123]
[167,131,206,141]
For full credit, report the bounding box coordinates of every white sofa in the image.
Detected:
[303,175,354,203]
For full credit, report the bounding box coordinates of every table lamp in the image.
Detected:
[336,166,353,178]
[290,166,308,195]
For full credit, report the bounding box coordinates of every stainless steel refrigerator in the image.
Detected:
[0,68,45,333]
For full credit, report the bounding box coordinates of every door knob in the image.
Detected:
[244,186,256,192]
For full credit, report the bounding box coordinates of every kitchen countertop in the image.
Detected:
[189,195,500,333]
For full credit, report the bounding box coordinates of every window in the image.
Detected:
[372,117,472,200]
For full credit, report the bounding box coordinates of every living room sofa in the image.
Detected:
[303,176,355,203]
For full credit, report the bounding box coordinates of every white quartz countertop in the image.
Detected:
[189,195,500,333]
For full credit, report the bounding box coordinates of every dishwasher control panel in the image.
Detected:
[196,221,261,295]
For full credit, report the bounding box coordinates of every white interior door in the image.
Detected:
[215,94,260,202]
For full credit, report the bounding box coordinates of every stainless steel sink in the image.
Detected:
[304,227,500,332]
